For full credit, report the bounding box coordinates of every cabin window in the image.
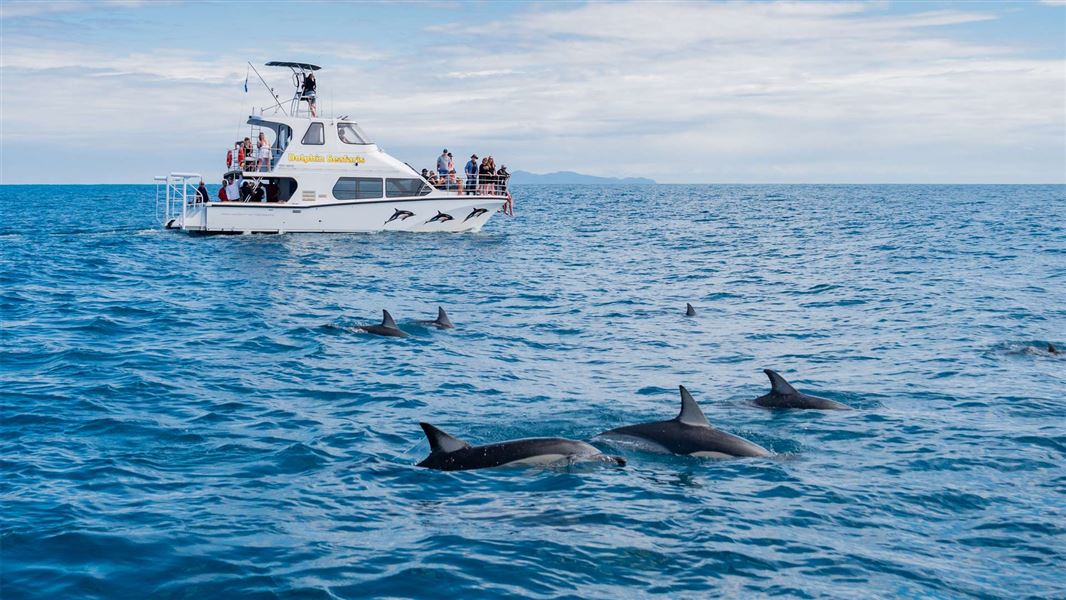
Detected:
[386,178,432,197]
[302,122,325,145]
[333,177,383,200]
[274,125,293,154]
[337,123,371,144]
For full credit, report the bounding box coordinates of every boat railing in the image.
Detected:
[427,177,512,197]
[226,142,282,174]
[154,173,203,227]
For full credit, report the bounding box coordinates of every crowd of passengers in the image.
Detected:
[422,149,510,195]
[229,132,274,172]
[202,144,511,203]
[200,175,284,203]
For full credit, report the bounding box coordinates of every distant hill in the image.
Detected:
[508,170,656,185]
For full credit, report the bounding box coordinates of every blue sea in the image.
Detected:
[2,184,1064,599]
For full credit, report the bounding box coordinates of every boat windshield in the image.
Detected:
[337,123,371,144]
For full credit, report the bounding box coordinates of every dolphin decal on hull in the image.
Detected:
[385,209,415,224]
[416,423,626,471]
[594,386,771,458]
[357,309,409,338]
[753,369,851,410]
[464,208,488,222]
[426,211,454,224]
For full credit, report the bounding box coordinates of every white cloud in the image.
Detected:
[0,0,152,19]
[0,1,1063,183]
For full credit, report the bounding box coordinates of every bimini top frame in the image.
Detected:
[265,61,321,72]
[261,61,322,117]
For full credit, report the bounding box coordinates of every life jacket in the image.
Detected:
[226,150,233,168]
[238,147,245,164]
[217,187,226,201]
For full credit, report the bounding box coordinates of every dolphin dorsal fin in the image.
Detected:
[436,306,453,327]
[381,309,398,329]
[765,369,798,395]
[419,422,470,454]
[685,303,696,317]
[676,385,709,426]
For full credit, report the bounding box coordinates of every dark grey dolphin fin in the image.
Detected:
[381,309,398,329]
[419,422,471,453]
[685,303,696,317]
[1049,342,1059,354]
[764,369,798,395]
[676,385,709,426]
[435,306,453,328]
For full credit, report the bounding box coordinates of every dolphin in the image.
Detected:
[464,207,488,222]
[357,309,409,338]
[594,386,771,458]
[685,303,696,317]
[416,422,626,471]
[1049,342,1059,355]
[427,211,454,224]
[754,369,850,410]
[416,306,454,329]
[385,208,415,224]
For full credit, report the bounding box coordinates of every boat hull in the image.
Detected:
[174,195,507,234]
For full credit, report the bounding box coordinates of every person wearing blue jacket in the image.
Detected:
[465,154,479,195]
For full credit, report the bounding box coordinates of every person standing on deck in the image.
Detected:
[465,154,479,195]
[225,176,240,202]
[196,180,209,203]
[256,132,271,171]
[301,72,317,117]
[437,149,449,178]
[242,138,255,171]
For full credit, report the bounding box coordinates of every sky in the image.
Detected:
[1,0,1064,184]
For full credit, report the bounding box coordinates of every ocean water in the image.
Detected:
[1,184,1064,599]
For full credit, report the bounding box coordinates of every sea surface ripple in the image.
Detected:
[2,184,1064,598]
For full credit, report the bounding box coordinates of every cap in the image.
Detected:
[471,154,478,159]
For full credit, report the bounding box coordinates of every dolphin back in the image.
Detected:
[381,309,399,329]
[417,436,621,471]
[595,386,770,458]
[435,306,454,328]
[755,369,850,410]
[599,420,769,458]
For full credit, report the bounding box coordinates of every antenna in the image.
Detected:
[247,61,287,116]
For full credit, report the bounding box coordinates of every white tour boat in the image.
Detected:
[156,61,511,234]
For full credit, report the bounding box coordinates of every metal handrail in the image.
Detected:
[227,140,281,174]
[154,173,202,227]
[424,173,512,197]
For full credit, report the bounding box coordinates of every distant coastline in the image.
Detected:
[509,170,656,185]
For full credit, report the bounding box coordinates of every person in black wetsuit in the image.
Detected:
[196,180,209,203]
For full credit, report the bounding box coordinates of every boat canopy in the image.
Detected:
[265,61,321,71]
